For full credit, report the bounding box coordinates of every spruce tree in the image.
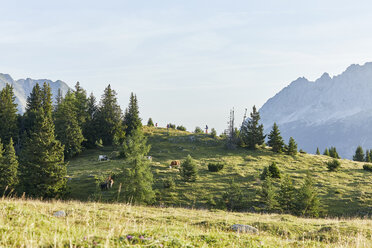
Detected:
[23,83,43,135]
[267,123,284,153]
[74,82,88,130]
[83,93,98,148]
[240,105,266,149]
[0,84,19,144]
[123,93,142,137]
[222,179,244,211]
[296,172,320,217]
[323,148,330,156]
[366,149,372,163]
[20,99,67,198]
[147,118,154,127]
[286,137,298,155]
[277,175,296,213]
[0,138,19,192]
[96,85,124,145]
[121,128,154,204]
[41,82,53,118]
[316,147,320,155]
[260,176,277,211]
[329,147,340,159]
[353,146,365,162]
[180,155,198,182]
[54,91,84,158]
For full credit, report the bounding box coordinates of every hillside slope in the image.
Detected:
[1,198,371,247]
[66,127,372,216]
[259,62,372,159]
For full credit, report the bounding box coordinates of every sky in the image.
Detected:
[2,0,372,133]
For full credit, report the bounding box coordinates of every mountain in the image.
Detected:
[260,62,372,159]
[0,73,70,113]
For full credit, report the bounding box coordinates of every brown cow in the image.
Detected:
[170,160,181,168]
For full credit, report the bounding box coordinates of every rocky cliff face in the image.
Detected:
[260,62,372,158]
[0,73,70,113]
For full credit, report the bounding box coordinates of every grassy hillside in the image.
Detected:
[1,198,371,247]
[67,127,372,216]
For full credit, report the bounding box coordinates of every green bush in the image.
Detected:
[207,163,224,172]
[299,149,307,154]
[363,164,372,172]
[176,125,186,131]
[260,162,280,180]
[326,159,341,171]
[167,123,176,129]
[163,177,176,189]
[194,127,203,134]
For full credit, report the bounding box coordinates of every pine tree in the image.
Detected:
[147,118,154,127]
[20,85,67,198]
[123,93,142,137]
[83,93,98,148]
[240,106,266,149]
[0,138,19,192]
[180,155,198,182]
[0,84,19,144]
[267,123,284,153]
[23,83,43,135]
[329,147,340,159]
[316,147,320,155]
[296,172,320,217]
[277,175,296,213]
[54,91,84,158]
[260,176,277,211]
[353,146,365,162]
[268,162,281,178]
[74,82,88,129]
[367,149,372,163]
[286,137,298,155]
[121,128,154,204]
[96,85,124,145]
[323,148,330,156]
[222,179,244,211]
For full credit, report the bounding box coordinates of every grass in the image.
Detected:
[1,198,372,247]
[66,127,372,216]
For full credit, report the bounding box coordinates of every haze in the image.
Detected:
[2,0,372,132]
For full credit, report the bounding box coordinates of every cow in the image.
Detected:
[100,176,114,190]
[98,155,109,161]
[170,160,181,168]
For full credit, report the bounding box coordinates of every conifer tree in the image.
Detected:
[329,147,340,159]
[96,85,124,145]
[54,91,84,157]
[323,148,330,156]
[267,123,284,153]
[296,172,320,217]
[41,82,53,118]
[83,93,98,148]
[316,147,320,155]
[260,176,277,211]
[23,83,43,135]
[0,84,19,144]
[180,155,198,182]
[0,138,19,192]
[123,93,142,137]
[74,82,88,129]
[55,88,63,107]
[286,137,298,155]
[222,179,244,211]
[20,102,67,198]
[240,105,266,149]
[366,149,372,163]
[121,128,154,204]
[353,146,365,162]
[147,118,154,127]
[277,175,296,213]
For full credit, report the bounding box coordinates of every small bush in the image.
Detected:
[208,163,224,172]
[167,123,176,129]
[363,164,372,172]
[176,125,186,131]
[299,149,307,154]
[210,128,217,138]
[326,159,341,171]
[260,162,281,180]
[163,177,175,189]
[194,127,203,134]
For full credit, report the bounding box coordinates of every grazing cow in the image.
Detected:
[170,160,181,168]
[100,176,114,190]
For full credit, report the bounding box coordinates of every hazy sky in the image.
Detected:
[2,0,372,132]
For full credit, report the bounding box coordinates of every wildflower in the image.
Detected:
[127,235,133,240]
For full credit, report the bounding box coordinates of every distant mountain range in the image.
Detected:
[260,62,372,159]
[0,73,70,113]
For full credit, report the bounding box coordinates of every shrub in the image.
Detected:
[326,159,341,171]
[363,164,372,172]
[167,123,176,129]
[176,125,186,131]
[299,149,306,154]
[180,155,198,182]
[194,126,203,134]
[260,162,280,180]
[210,128,217,138]
[208,163,224,172]
[163,177,175,189]
[147,118,154,127]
